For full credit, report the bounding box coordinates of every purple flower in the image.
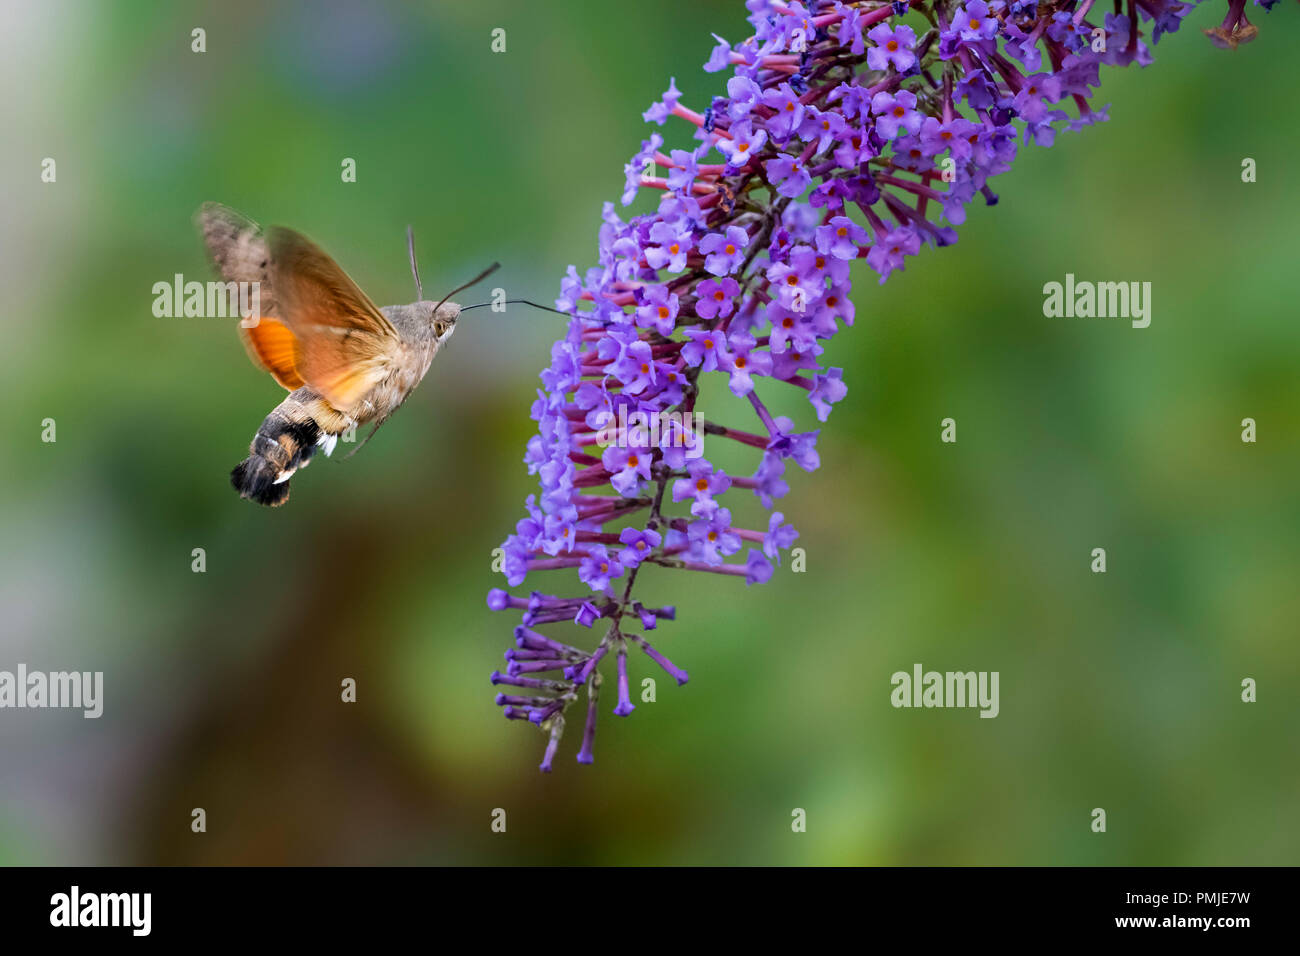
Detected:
[672,459,732,517]
[763,511,800,561]
[765,258,818,313]
[1012,73,1064,124]
[771,342,823,379]
[744,549,774,586]
[870,89,923,140]
[753,453,789,509]
[799,106,847,155]
[836,3,867,55]
[919,116,980,158]
[717,121,767,169]
[725,75,762,121]
[866,226,922,283]
[642,77,681,125]
[950,1,1000,45]
[574,601,601,627]
[723,331,774,397]
[579,546,624,593]
[634,285,680,336]
[644,220,693,273]
[768,305,817,354]
[809,367,849,421]
[704,33,732,72]
[612,340,659,393]
[601,442,652,496]
[866,23,917,72]
[622,133,663,206]
[666,147,702,193]
[760,81,805,141]
[765,153,813,198]
[815,216,869,260]
[682,327,728,371]
[767,416,821,472]
[694,277,740,320]
[618,526,663,567]
[699,225,749,275]
[687,508,742,564]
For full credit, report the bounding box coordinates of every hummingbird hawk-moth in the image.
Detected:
[197,203,498,507]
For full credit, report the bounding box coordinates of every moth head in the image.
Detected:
[430,303,459,344]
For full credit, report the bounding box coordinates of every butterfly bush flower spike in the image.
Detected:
[487,0,1275,771]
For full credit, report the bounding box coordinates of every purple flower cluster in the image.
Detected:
[488,0,1273,771]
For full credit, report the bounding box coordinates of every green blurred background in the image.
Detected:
[1,0,1296,865]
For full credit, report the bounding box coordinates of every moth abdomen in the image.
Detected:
[230,457,291,507]
[230,389,345,506]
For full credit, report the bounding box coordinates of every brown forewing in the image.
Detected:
[268,227,401,415]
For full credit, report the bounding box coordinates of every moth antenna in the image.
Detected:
[433,261,500,315]
[460,299,568,316]
[407,225,423,301]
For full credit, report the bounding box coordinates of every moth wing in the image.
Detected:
[198,202,305,388]
[195,202,280,317]
[239,317,305,391]
[269,226,400,414]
